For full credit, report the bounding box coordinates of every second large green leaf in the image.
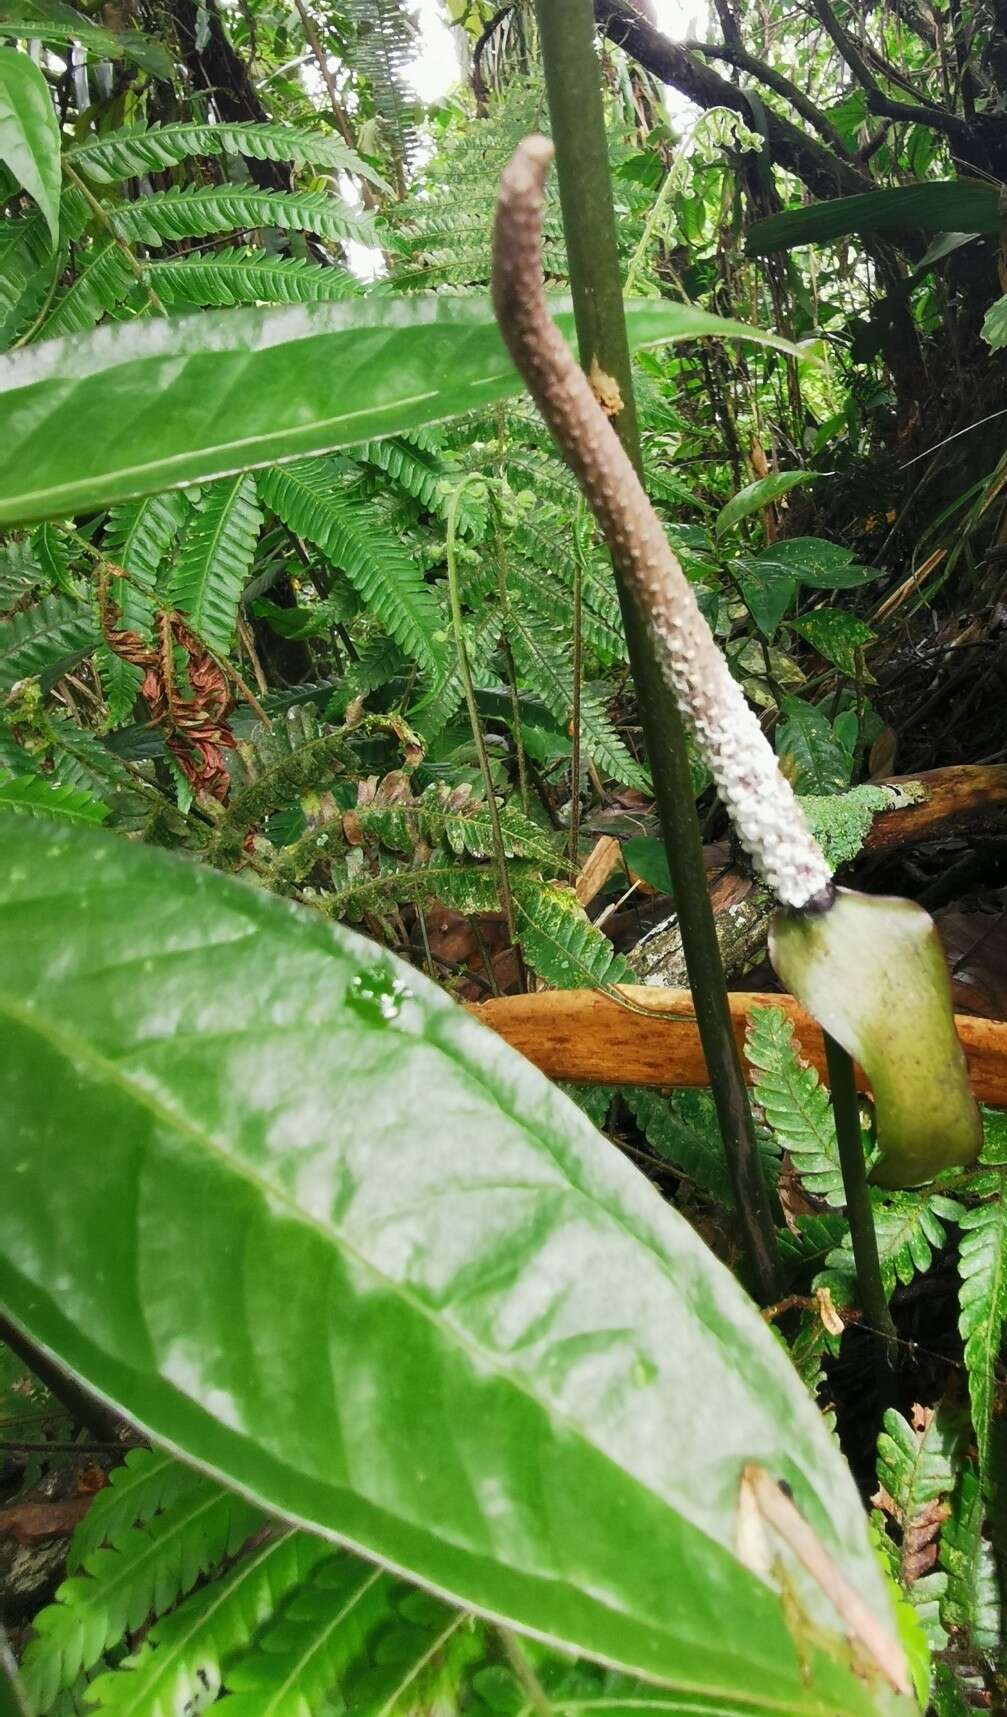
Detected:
[0,823,912,1716]
[747,180,998,254]
[0,296,809,526]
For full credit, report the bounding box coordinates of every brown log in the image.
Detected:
[470,988,1007,1108]
[865,765,1007,850]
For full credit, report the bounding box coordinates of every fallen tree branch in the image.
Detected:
[593,0,873,198]
[471,987,1007,1104]
[687,39,854,159]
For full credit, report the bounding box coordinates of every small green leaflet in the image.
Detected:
[792,610,875,678]
[746,537,881,590]
[776,696,853,794]
[982,295,1007,351]
[715,471,818,536]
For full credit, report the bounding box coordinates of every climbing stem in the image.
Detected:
[535,0,780,1302]
[569,504,587,867]
[446,478,520,959]
[823,1032,897,1352]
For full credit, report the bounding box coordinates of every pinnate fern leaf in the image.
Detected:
[939,1466,1001,1650]
[103,491,191,636]
[112,188,377,250]
[166,474,262,655]
[958,1193,1007,1484]
[627,1088,778,1208]
[146,250,358,309]
[507,608,647,789]
[823,1192,963,1301]
[512,878,632,990]
[350,784,562,872]
[0,774,109,823]
[873,1403,965,1649]
[86,1533,332,1717]
[21,1484,264,1711]
[408,606,501,742]
[258,460,444,675]
[68,1450,205,1573]
[0,593,97,693]
[327,859,501,922]
[32,524,79,600]
[66,123,390,190]
[214,1552,390,1717]
[745,1005,844,1204]
[40,240,135,340]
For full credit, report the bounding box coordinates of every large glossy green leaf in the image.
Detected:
[770,888,981,1188]
[747,181,1000,254]
[0,296,813,526]
[0,47,61,247]
[0,822,912,1717]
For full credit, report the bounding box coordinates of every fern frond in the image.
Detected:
[98,492,190,717]
[44,715,144,811]
[329,1584,479,1717]
[0,209,55,321]
[96,645,141,729]
[145,250,358,309]
[824,1192,963,1299]
[258,460,444,675]
[112,188,377,250]
[873,1404,966,1649]
[408,607,502,743]
[777,1212,849,1278]
[326,859,502,922]
[347,784,563,872]
[745,1005,844,1205]
[87,1533,333,1717]
[507,609,646,789]
[958,1194,1007,1483]
[0,593,97,692]
[512,513,626,653]
[628,1088,733,1205]
[21,1484,264,1711]
[510,558,626,666]
[66,123,390,190]
[354,437,441,510]
[940,1466,1001,1650]
[166,474,262,655]
[213,1551,390,1717]
[103,491,191,637]
[0,536,43,605]
[40,240,135,339]
[349,0,419,183]
[68,1450,205,1573]
[512,878,632,990]
[32,524,79,600]
[0,240,65,350]
[627,1088,778,1207]
[0,773,109,823]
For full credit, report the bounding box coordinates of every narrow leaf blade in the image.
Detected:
[0,297,817,525]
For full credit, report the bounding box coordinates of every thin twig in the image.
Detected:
[445,478,519,955]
